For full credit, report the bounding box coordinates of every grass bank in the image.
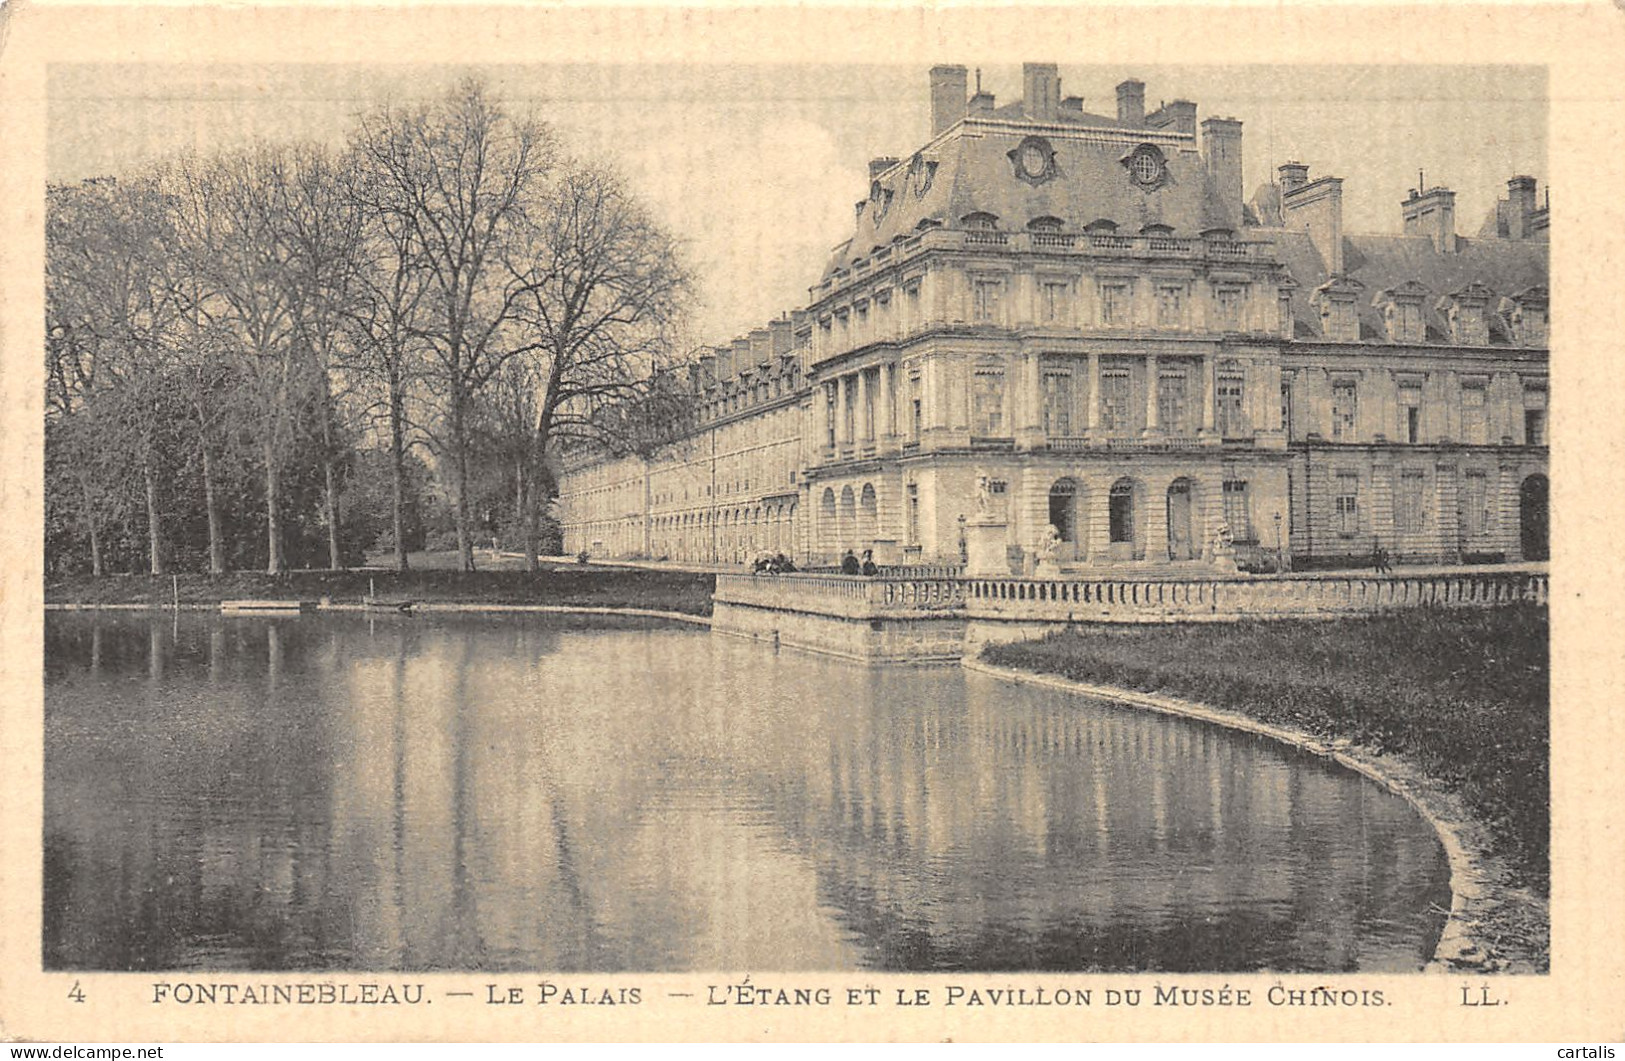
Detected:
[981,605,1549,901]
[45,563,718,616]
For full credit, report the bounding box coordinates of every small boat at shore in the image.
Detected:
[220,599,306,614]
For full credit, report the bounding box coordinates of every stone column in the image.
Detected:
[836,374,850,447]
[1143,354,1161,434]
[1200,353,1217,435]
[857,369,872,443]
[1086,352,1102,437]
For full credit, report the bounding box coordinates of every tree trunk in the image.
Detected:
[264,438,284,574]
[320,390,342,571]
[389,374,409,573]
[200,438,225,575]
[324,455,342,570]
[142,458,165,576]
[81,478,103,578]
[451,392,475,572]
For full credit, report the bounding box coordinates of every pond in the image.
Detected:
[44,612,1450,972]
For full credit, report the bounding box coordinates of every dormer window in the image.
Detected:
[1083,218,1119,234]
[1375,281,1429,343]
[1438,281,1493,346]
[1141,223,1175,236]
[1027,216,1064,233]
[1500,286,1549,346]
[1312,276,1365,342]
[962,212,999,231]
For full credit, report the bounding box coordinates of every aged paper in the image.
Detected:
[2,0,1622,1044]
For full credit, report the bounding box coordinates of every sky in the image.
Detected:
[48,63,1546,347]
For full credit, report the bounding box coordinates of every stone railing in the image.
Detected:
[956,570,1547,622]
[716,570,1547,624]
[814,231,1278,296]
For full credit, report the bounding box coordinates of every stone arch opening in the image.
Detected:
[840,486,858,552]
[1048,478,1083,562]
[1108,477,1144,561]
[1166,477,1198,561]
[859,483,879,547]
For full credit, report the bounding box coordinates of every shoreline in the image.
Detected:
[44,601,714,626]
[961,654,1549,974]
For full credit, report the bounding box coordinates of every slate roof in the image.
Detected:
[823,117,1233,276]
[1265,226,1549,345]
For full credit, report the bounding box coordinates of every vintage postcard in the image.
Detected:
[1,0,1621,1044]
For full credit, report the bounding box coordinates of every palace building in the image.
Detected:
[558,64,1550,571]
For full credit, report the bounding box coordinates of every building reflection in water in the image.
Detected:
[44,613,1449,972]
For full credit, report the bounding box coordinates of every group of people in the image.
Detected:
[751,552,799,574]
[841,549,881,576]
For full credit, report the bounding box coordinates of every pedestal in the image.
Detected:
[1034,557,1062,579]
[964,519,1010,577]
[1210,545,1240,574]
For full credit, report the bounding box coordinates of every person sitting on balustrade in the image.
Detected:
[861,549,879,577]
[841,549,861,575]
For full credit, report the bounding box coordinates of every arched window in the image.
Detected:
[1083,218,1119,234]
[1027,216,1065,233]
[961,211,1000,231]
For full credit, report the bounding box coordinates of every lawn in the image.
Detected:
[982,605,1550,895]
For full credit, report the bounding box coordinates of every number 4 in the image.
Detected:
[67,980,85,1003]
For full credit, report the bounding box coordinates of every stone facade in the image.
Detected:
[559,65,1550,571]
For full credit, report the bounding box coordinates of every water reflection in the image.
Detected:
[44,613,1449,972]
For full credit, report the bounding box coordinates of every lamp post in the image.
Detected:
[1273,511,1286,574]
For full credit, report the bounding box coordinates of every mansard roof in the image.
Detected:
[823,119,1235,276]
[1269,228,1549,345]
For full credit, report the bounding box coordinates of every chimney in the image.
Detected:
[731,338,752,377]
[1283,174,1345,275]
[713,344,733,381]
[1402,185,1458,253]
[869,157,900,180]
[1116,79,1145,126]
[1059,95,1084,118]
[968,88,995,115]
[1507,175,1537,240]
[748,328,772,368]
[1148,100,1198,137]
[1278,161,1309,194]
[1202,117,1244,229]
[929,65,968,138]
[1022,63,1060,121]
[769,316,793,357]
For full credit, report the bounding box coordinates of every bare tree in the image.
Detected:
[175,147,313,574]
[352,79,558,572]
[270,144,368,570]
[345,146,436,573]
[506,163,691,569]
[46,176,181,575]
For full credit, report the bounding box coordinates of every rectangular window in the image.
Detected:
[1281,376,1294,439]
[1335,472,1360,537]
[1524,409,1546,446]
[1157,369,1189,435]
[1222,480,1253,540]
[988,479,1010,523]
[1042,370,1074,437]
[1099,369,1131,433]
[1461,383,1487,445]
[1462,471,1491,538]
[972,278,1002,324]
[906,483,920,544]
[1042,281,1069,324]
[1399,383,1423,443]
[1099,282,1130,326]
[1331,379,1358,440]
[1523,385,1547,445]
[972,368,1006,436]
[1214,287,1243,330]
[1397,470,1427,534]
[908,371,922,442]
[1217,375,1246,438]
[1157,284,1186,328]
